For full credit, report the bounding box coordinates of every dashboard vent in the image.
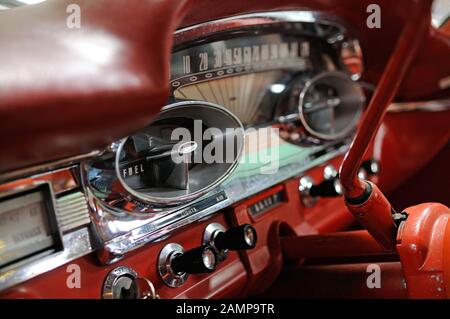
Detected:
[56,191,91,232]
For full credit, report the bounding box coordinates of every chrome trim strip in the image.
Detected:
[387,99,450,112]
[174,11,346,46]
[0,150,100,184]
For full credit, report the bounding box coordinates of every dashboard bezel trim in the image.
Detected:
[172,10,363,87]
[174,11,344,46]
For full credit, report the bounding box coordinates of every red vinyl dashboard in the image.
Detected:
[0,0,449,300]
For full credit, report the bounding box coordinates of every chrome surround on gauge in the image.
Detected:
[298,71,365,141]
[114,100,245,207]
[81,10,356,264]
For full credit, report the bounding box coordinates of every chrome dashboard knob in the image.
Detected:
[309,176,343,198]
[214,224,257,251]
[360,159,380,176]
[299,166,343,207]
[158,243,217,288]
[171,245,217,274]
[203,223,258,263]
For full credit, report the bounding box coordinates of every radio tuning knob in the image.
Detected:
[171,245,217,274]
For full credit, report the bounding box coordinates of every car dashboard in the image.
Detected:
[0,1,449,300]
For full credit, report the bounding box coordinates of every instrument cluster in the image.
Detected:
[81,11,366,262]
[170,15,365,143]
[0,11,367,292]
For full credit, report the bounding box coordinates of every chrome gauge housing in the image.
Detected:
[276,71,365,143]
[85,100,244,212]
[298,72,365,140]
[115,101,244,206]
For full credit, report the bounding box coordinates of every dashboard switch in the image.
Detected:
[309,177,343,198]
[203,223,258,262]
[171,245,217,274]
[214,224,257,251]
[299,166,343,207]
[158,243,218,288]
[102,266,159,299]
[360,159,380,176]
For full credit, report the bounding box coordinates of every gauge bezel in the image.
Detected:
[114,100,245,206]
[298,71,365,141]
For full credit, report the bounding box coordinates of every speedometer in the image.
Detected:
[170,30,336,127]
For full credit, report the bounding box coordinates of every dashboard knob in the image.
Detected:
[299,172,343,207]
[309,176,343,198]
[171,245,217,274]
[214,224,257,251]
[360,159,380,176]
